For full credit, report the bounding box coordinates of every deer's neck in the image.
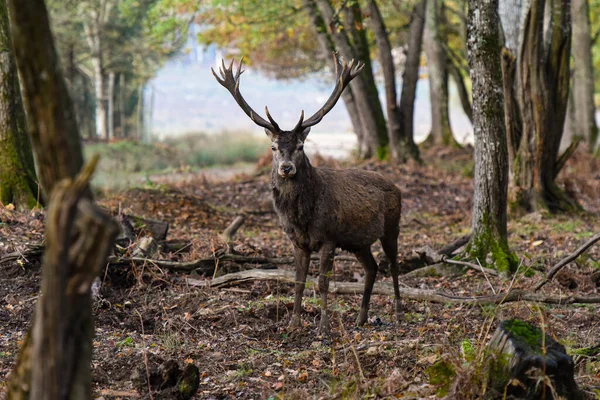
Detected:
[271,155,319,206]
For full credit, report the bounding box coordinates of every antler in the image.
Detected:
[212,58,280,132]
[295,53,365,131]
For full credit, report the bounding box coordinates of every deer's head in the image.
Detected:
[212,53,363,179]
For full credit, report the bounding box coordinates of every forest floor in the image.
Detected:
[1,146,600,399]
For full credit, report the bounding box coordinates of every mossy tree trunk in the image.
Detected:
[0,2,38,209]
[501,0,579,213]
[6,0,118,398]
[466,0,516,273]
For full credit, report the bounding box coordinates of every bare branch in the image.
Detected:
[535,232,600,291]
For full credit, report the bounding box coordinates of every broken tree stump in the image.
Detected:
[131,358,200,400]
[487,319,581,400]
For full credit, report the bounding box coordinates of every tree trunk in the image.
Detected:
[93,59,107,140]
[119,73,126,138]
[424,0,456,146]
[398,0,426,162]
[571,0,598,150]
[6,0,119,398]
[515,0,577,212]
[0,2,38,209]
[498,0,525,54]
[107,71,115,140]
[448,59,473,123]
[343,3,389,153]
[303,0,368,156]
[466,0,515,273]
[315,0,388,158]
[137,83,144,140]
[365,0,409,161]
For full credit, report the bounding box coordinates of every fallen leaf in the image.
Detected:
[532,240,544,247]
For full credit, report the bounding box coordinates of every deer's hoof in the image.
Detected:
[318,315,330,337]
[356,309,368,326]
[287,315,301,331]
[394,300,403,321]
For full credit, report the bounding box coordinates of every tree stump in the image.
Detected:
[487,319,581,399]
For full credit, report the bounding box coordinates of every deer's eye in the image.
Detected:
[297,145,304,152]
[271,145,276,151]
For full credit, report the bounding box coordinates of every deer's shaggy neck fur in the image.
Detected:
[271,155,321,249]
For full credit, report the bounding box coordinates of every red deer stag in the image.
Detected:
[212,54,402,335]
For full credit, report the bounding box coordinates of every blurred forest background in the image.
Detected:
[44,0,599,189]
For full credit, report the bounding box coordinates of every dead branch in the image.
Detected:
[438,234,471,256]
[186,268,600,306]
[222,216,245,244]
[535,232,600,291]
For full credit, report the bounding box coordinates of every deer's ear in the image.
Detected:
[264,128,277,141]
[298,127,310,142]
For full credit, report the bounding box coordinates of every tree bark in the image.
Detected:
[398,0,426,162]
[500,0,578,213]
[571,0,598,150]
[516,0,577,212]
[6,0,119,398]
[107,71,115,140]
[424,0,456,146]
[0,2,38,209]
[315,0,388,158]
[466,0,515,273]
[365,0,409,161]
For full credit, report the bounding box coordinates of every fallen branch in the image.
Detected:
[185,268,600,306]
[222,215,245,245]
[535,232,600,291]
[438,234,471,256]
[108,252,360,274]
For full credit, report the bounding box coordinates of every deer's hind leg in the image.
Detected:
[381,230,402,319]
[354,247,379,326]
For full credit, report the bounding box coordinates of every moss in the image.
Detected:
[504,319,543,350]
[376,144,389,161]
[426,359,455,397]
[465,218,518,274]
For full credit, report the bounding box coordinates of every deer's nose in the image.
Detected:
[282,165,293,174]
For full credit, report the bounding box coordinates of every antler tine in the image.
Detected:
[293,110,305,132]
[265,106,281,131]
[300,52,364,130]
[211,57,280,132]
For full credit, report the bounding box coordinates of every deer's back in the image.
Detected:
[312,167,401,251]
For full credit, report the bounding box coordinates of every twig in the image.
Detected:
[441,255,499,277]
[535,232,600,291]
[476,258,496,294]
[189,268,600,306]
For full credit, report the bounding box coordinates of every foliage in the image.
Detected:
[47,0,197,138]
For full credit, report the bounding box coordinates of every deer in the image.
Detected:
[212,53,402,335]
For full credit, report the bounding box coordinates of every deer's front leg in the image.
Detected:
[318,243,336,336]
[288,246,310,331]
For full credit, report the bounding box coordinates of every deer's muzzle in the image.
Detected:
[278,162,296,178]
